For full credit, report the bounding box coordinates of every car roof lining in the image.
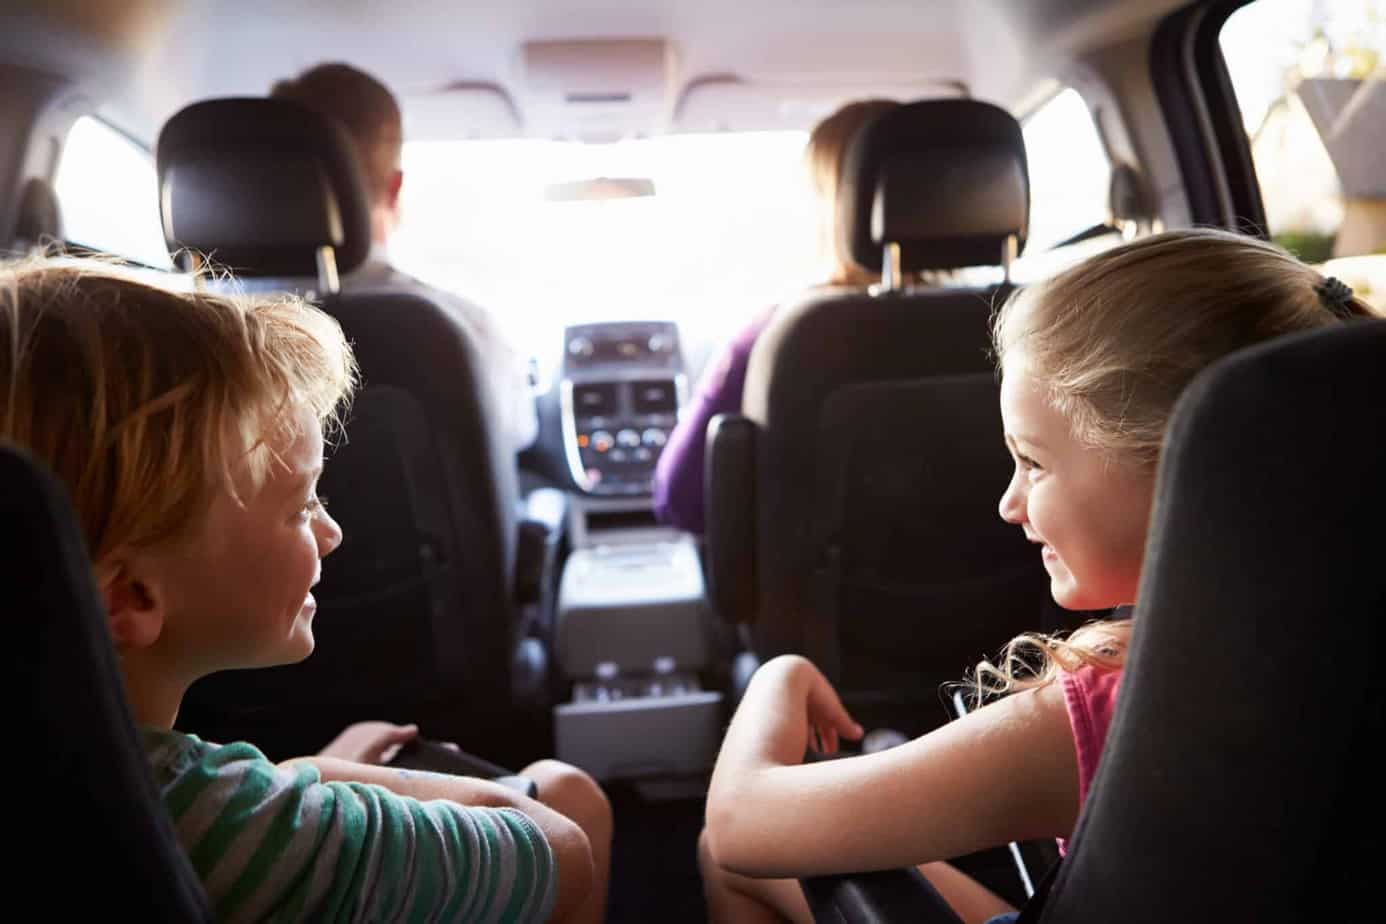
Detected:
[1,0,1191,143]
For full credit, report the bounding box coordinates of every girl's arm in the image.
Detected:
[704,654,1079,878]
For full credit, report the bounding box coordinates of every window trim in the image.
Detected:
[1149,0,1268,236]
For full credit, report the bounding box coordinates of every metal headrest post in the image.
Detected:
[315,245,341,296]
[880,241,903,294]
[1000,234,1018,285]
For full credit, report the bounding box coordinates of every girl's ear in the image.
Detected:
[97,556,167,652]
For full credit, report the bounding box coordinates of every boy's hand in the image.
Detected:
[318,721,419,764]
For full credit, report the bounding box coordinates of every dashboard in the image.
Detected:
[560,321,687,496]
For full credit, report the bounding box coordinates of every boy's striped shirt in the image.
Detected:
[143,727,556,923]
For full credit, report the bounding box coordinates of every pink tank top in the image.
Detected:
[1057,665,1122,855]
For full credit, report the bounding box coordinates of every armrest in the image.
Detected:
[389,737,539,799]
[515,487,567,607]
[705,413,757,625]
[801,868,964,924]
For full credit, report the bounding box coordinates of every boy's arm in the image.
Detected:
[285,755,594,920]
[704,654,1080,878]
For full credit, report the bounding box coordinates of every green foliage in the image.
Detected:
[1273,230,1337,264]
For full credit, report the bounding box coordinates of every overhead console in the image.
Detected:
[560,321,686,497]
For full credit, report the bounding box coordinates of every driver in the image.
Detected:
[271,62,539,453]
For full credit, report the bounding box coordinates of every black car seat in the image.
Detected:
[803,317,1386,923]
[156,98,549,762]
[6,442,210,921]
[706,99,1073,735]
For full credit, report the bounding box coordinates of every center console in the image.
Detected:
[552,321,722,782]
[559,321,687,496]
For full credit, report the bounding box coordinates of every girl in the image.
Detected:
[699,228,1379,923]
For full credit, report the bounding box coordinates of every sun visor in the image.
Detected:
[672,75,967,133]
[522,38,677,141]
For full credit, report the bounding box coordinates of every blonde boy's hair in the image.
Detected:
[0,258,358,564]
[973,228,1381,699]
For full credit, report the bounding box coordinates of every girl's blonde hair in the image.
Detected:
[806,99,899,287]
[0,258,358,565]
[974,228,1379,698]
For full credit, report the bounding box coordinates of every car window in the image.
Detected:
[1221,0,1384,307]
[54,116,173,270]
[390,132,819,353]
[1022,87,1113,255]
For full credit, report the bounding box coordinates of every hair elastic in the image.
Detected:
[1314,276,1356,320]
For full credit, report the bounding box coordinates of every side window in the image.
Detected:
[1221,0,1384,306]
[1015,87,1115,279]
[54,116,172,269]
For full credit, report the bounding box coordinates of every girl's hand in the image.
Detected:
[758,655,864,759]
[318,721,419,764]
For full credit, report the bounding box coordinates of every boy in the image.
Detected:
[2,259,603,922]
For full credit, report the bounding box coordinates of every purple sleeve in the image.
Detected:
[653,307,777,533]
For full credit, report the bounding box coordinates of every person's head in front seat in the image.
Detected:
[805,98,898,287]
[272,62,403,247]
[0,258,357,724]
[982,227,1380,694]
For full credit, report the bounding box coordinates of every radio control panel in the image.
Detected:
[560,322,686,496]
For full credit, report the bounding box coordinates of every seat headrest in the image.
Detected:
[13,177,63,251]
[156,98,373,278]
[838,99,1029,274]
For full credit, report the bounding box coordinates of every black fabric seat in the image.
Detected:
[803,318,1386,923]
[7,443,210,920]
[706,99,1073,736]
[157,98,548,762]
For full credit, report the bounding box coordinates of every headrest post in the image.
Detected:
[1001,234,1018,284]
[881,241,903,294]
[315,245,341,295]
[186,251,205,291]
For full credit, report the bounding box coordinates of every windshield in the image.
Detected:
[391,132,820,356]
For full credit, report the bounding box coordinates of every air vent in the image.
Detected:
[631,380,677,414]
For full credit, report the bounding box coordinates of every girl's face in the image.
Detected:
[997,351,1156,610]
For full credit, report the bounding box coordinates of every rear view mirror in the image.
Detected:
[543,177,656,202]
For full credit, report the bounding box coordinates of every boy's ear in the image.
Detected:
[97,557,166,652]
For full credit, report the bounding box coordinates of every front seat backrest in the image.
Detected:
[157,98,531,757]
[710,99,1061,731]
[5,442,210,919]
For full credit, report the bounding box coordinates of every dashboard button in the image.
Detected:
[642,427,667,447]
[617,428,641,448]
[609,448,628,462]
[634,447,653,462]
[590,430,614,453]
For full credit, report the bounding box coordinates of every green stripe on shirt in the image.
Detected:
[141,727,557,922]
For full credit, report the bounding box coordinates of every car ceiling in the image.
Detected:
[1,0,1190,143]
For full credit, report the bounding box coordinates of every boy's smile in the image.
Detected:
[134,405,343,679]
